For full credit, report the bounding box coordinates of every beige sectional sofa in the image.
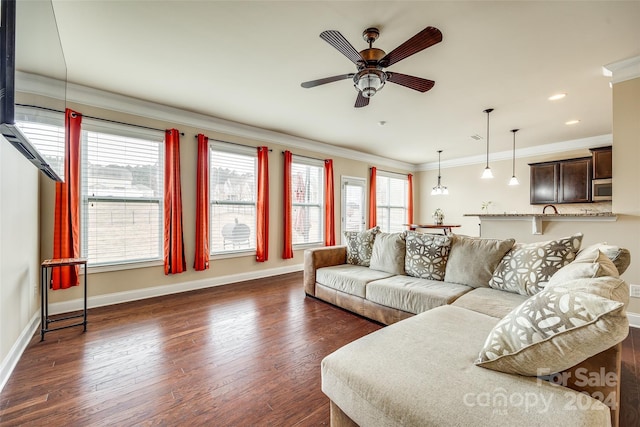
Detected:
[303,229,631,427]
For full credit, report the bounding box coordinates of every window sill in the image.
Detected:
[211,250,256,260]
[293,243,324,251]
[86,259,163,274]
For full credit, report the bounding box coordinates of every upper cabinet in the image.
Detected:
[530,157,592,204]
[590,146,613,180]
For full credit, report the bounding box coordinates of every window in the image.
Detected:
[341,176,366,236]
[376,172,408,233]
[15,108,65,175]
[291,157,324,246]
[210,143,257,254]
[80,122,164,266]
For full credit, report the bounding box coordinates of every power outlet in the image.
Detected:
[630,284,640,299]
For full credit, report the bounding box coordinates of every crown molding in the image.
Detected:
[417,134,612,171]
[604,55,640,84]
[15,72,416,172]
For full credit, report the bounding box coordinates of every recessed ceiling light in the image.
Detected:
[378,121,387,126]
[565,120,580,125]
[548,93,567,101]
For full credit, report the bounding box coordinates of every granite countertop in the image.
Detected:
[464,212,616,217]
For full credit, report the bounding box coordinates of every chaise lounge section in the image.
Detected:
[304,229,631,426]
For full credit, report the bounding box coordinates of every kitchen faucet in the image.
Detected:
[543,204,558,214]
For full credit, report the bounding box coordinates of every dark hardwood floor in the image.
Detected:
[0,272,638,426]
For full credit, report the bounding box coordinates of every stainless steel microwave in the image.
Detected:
[592,178,612,201]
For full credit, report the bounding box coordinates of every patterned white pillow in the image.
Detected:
[476,277,629,376]
[404,232,451,280]
[489,233,583,296]
[344,227,380,267]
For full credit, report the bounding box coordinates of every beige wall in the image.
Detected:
[32,100,411,305]
[0,137,40,369]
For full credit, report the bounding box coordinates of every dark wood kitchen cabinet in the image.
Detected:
[529,157,592,204]
[530,161,558,204]
[590,146,612,179]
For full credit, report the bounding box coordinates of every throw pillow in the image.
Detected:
[370,232,407,275]
[488,233,583,296]
[443,235,515,288]
[475,277,629,376]
[404,231,451,280]
[344,227,380,267]
[577,243,631,275]
[547,249,619,287]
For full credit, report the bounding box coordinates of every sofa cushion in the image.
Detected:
[404,232,451,280]
[369,232,406,275]
[444,235,515,288]
[488,233,583,296]
[451,287,528,318]
[316,264,394,298]
[322,305,611,427]
[577,243,630,275]
[344,227,379,267]
[548,249,619,287]
[476,277,629,376]
[366,276,472,314]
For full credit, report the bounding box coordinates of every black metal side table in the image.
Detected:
[40,258,88,341]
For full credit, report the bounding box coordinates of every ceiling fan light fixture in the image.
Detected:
[354,69,386,98]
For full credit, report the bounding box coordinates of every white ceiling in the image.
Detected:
[15,1,640,165]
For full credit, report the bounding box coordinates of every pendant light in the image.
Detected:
[508,129,520,186]
[431,150,449,195]
[481,108,494,179]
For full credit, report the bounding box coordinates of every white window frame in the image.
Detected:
[291,155,325,248]
[376,171,409,233]
[209,142,257,257]
[341,175,366,242]
[80,119,165,268]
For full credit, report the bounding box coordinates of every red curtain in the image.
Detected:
[164,129,186,275]
[194,134,209,271]
[407,173,414,225]
[324,159,335,246]
[368,167,377,228]
[52,108,82,290]
[256,146,269,262]
[282,150,293,259]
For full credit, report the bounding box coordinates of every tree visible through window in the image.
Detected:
[376,172,408,233]
[210,144,257,254]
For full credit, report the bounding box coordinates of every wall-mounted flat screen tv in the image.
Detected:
[0,0,66,181]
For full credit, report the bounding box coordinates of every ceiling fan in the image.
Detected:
[301,26,442,108]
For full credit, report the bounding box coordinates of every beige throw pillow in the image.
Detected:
[344,227,379,267]
[443,235,515,288]
[369,232,406,275]
[577,243,631,275]
[476,276,629,376]
[547,249,619,287]
[404,232,451,280]
[488,233,583,296]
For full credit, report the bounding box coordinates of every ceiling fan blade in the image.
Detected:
[387,72,435,92]
[301,74,354,88]
[354,92,369,108]
[320,30,366,66]
[380,26,442,67]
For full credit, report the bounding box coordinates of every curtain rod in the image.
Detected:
[198,136,272,152]
[16,104,184,135]
[282,151,327,162]
[370,167,411,177]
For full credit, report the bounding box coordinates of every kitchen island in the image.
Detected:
[464,212,617,235]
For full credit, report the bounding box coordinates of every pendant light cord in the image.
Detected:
[483,108,493,168]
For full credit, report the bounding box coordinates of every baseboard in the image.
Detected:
[0,312,40,392]
[49,263,304,315]
[628,312,640,328]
